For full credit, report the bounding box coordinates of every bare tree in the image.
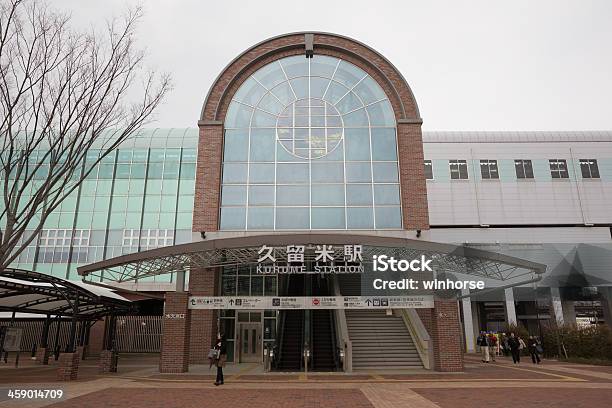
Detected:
[0,0,171,271]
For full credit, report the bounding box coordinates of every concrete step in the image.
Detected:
[345,309,423,369]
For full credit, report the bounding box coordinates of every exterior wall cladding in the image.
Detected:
[9,33,612,371]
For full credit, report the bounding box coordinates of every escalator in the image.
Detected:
[275,309,304,370]
[311,275,338,371]
[275,274,305,371]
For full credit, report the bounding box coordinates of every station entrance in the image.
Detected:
[77,233,547,373]
[237,317,262,363]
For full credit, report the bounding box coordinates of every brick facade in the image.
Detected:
[430,300,464,372]
[188,268,218,364]
[187,32,462,373]
[193,32,429,233]
[193,124,223,232]
[397,122,429,230]
[159,292,191,373]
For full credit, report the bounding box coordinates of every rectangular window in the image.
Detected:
[139,229,174,249]
[424,160,433,180]
[549,159,569,179]
[579,159,600,179]
[38,229,90,247]
[449,160,468,180]
[122,229,174,251]
[37,229,90,263]
[122,229,140,247]
[514,159,534,179]
[480,160,499,179]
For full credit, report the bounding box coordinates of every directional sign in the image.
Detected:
[188,296,433,309]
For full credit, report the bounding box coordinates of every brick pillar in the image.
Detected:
[396,121,429,231]
[99,349,117,373]
[35,347,50,365]
[57,352,80,381]
[193,123,223,232]
[159,292,191,373]
[431,300,464,372]
[189,267,218,364]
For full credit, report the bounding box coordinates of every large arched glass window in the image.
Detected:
[220,55,401,230]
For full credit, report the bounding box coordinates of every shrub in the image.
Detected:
[502,323,530,341]
[542,324,612,360]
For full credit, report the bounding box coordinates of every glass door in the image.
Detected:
[238,322,262,363]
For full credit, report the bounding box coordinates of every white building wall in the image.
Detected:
[423,133,612,227]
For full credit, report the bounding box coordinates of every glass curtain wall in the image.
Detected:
[220,55,402,231]
[7,129,197,281]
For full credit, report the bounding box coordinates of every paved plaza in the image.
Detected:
[1,354,612,407]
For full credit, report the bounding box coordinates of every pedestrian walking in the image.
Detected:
[501,333,510,357]
[213,334,227,386]
[528,336,541,364]
[477,331,490,363]
[488,332,498,362]
[508,332,521,364]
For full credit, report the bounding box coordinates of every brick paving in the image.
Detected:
[46,388,374,408]
[413,387,612,408]
[2,355,612,408]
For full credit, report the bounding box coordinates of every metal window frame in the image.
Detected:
[220,56,401,231]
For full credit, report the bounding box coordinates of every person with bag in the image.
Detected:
[528,336,542,364]
[213,333,227,386]
[507,332,521,364]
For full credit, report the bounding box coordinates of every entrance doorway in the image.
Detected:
[238,322,262,363]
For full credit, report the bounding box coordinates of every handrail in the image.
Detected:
[273,275,291,369]
[303,274,311,370]
[332,275,352,372]
[400,308,432,370]
[275,311,286,369]
[329,308,340,371]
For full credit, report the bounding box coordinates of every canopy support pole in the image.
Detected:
[68,297,79,353]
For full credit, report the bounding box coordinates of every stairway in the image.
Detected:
[345,309,423,370]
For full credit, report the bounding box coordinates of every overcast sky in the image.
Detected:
[56,0,612,131]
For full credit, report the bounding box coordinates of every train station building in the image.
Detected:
[5,32,612,375]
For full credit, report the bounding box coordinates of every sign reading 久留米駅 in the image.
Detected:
[255,244,364,274]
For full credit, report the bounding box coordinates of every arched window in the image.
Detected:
[220,55,401,230]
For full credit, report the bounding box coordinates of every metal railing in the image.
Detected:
[331,275,352,372]
[0,316,163,354]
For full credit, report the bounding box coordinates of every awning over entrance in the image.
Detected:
[77,234,547,283]
[0,268,133,317]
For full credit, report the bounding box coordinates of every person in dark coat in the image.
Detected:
[214,334,228,386]
[477,331,490,363]
[507,332,521,364]
[528,336,541,364]
[501,333,510,357]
